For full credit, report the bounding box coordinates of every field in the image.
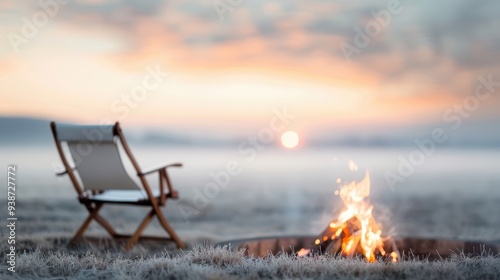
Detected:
[2,147,500,279]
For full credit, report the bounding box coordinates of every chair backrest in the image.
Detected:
[51,122,140,193]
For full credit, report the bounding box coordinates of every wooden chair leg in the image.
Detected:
[124,209,156,251]
[156,210,185,249]
[72,202,184,251]
[69,203,103,246]
[84,204,119,237]
[94,215,118,237]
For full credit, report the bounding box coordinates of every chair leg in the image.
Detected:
[72,202,185,251]
[155,210,185,249]
[94,215,119,237]
[124,209,156,251]
[83,204,119,237]
[69,203,103,246]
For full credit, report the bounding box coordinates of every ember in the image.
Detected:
[300,162,399,262]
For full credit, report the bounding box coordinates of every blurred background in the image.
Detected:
[0,0,499,243]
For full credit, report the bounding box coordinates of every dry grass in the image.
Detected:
[1,237,500,280]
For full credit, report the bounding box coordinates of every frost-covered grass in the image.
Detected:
[2,193,500,279]
[2,241,500,280]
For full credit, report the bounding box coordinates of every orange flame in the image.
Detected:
[297,161,399,262]
[329,170,395,262]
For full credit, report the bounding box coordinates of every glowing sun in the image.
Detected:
[281,131,300,149]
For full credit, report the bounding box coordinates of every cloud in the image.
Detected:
[1,0,499,124]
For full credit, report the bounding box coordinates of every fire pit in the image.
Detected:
[216,236,500,260]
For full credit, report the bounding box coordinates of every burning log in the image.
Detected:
[310,221,345,255]
[307,217,397,262]
[298,165,399,262]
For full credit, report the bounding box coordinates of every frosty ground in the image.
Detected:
[1,237,500,280]
[1,189,500,279]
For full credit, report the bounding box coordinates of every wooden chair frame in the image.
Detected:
[50,121,185,251]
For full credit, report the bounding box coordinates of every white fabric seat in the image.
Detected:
[90,189,161,202]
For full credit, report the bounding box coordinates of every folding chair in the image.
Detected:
[50,121,185,250]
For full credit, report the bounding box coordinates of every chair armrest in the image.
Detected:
[139,162,183,176]
[56,167,76,176]
[167,190,179,199]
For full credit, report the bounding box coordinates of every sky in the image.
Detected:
[0,0,499,139]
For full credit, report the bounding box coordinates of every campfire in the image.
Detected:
[219,160,499,261]
[298,161,399,262]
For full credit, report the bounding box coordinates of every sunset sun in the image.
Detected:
[281,131,300,149]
